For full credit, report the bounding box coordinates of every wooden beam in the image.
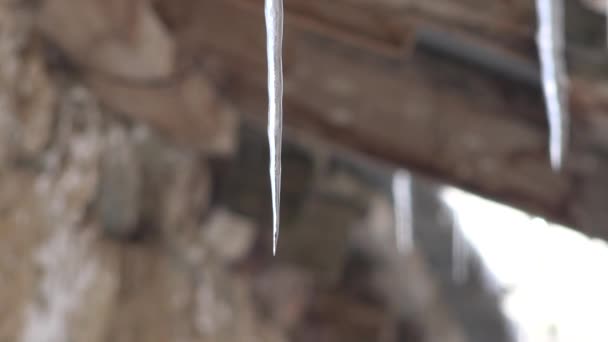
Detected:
[152,0,608,238]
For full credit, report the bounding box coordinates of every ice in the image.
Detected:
[392,170,414,254]
[265,0,284,255]
[452,223,469,284]
[535,0,569,171]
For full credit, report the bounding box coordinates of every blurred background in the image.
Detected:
[2,0,608,341]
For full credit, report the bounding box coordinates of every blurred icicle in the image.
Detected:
[392,170,414,254]
[265,0,284,255]
[535,0,569,171]
[452,223,469,285]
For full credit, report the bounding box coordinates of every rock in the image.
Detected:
[253,266,313,329]
[97,126,142,239]
[103,243,195,342]
[20,228,117,342]
[0,105,19,169]
[193,266,287,342]
[202,208,255,263]
[0,5,288,342]
[37,0,175,81]
[5,82,110,342]
[295,292,394,342]
[159,148,212,264]
[0,171,44,341]
[14,48,56,158]
[45,86,102,224]
[87,71,237,155]
[0,2,54,167]
[279,192,362,285]
[36,0,238,156]
[133,127,212,240]
[99,244,286,342]
[161,154,211,236]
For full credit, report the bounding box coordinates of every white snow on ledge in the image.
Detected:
[441,187,608,342]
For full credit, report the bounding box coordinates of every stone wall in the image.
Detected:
[0,2,517,341]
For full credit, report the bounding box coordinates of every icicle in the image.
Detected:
[452,223,469,285]
[265,0,284,255]
[392,170,414,254]
[535,0,569,171]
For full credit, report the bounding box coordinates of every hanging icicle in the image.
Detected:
[535,0,569,171]
[264,0,284,255]
[452,222,469,285]
[392,170,414,254]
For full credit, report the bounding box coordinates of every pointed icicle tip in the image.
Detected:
[272,229,279,256]
[392,170,414,254]
[265,0,284,256]
[535,0,569,173]
[550,146,562,172]
[547,99,568,172]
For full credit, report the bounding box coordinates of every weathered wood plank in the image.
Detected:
[152,0,608,239]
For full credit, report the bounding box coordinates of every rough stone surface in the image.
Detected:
[98,125,141,239]
[0,2,524,342]
[38,0,176,81]
[87,72,237,154]
[202,208,255,263]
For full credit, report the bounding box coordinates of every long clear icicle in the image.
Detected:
[265,0,284,255]
[535,0,569,171]
[392,170,414,254]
